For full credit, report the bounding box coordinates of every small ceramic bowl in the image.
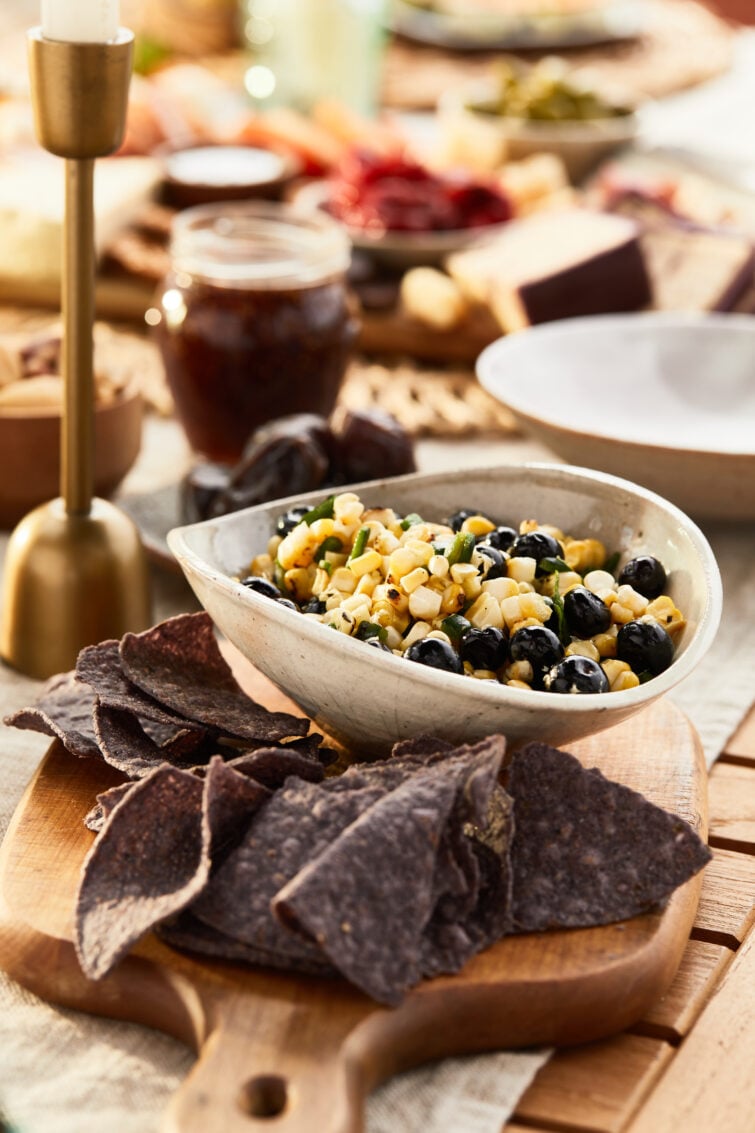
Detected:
[438,81,638,183]
[0,387,143,529]
[168,464,722,756]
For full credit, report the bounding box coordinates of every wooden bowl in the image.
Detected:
[0,387,143,529]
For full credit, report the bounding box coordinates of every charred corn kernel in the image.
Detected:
[405,539,435,566]
[277,523,319,570]
[400,620,431,650]
[520,594,552,622]
[348,549,383,578]
[482,576,519,600]
[355,572,379,597]
[341,592,371,613]
[507,679,531,690]
[400,567,430,594]
[333,492,363,525]
[429,554,450,578]
[449,562,478,584]
[408,585,443,621]
[506,659,534,684]
[501,594,524,628]
[566,639,601,662]
[283,567,315,603]
[330,567,357,594]
[387,547,418,581]
[460,515,495,537]
[610,602,636,625]
[472,669,498,680]
[309,518,336,541]
[374,529,400,555]
[323,588,345,611]
[249,552,273,577]
[593,632,617,658]
[466,592,504,630]
[440,583,466,615]
[372,605,409,633]
[426,629,452,644]
[563,538,605,572]
[507,556,536,583]
[584,569,617,596]
[644,596,685,634]
[328,608,356,635]
[615,584,648,616]
[601,659,639,691]
[312,567,331,594]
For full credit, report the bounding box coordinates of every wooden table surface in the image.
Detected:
[501,702,755,1133]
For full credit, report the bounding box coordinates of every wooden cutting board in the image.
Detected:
[0,668,708,1133]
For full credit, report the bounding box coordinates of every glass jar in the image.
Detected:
[154,202,356,463]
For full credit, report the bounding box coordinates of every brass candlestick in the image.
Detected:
[0,28,152,680]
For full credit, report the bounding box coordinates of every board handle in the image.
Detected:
[162,990,371,1133]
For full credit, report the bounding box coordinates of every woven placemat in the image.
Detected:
[382,0,735,109]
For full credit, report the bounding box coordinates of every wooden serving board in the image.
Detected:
[0,666,708,1133]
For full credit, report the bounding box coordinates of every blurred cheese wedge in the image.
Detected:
[447,208,651,332]
[0,153,161,290]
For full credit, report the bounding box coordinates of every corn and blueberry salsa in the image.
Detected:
[241,492,685,694]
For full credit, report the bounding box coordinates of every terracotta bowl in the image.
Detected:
[0,387,144,530]
[168,463,722,756]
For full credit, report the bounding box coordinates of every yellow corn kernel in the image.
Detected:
[517,580,535,594]
[482,576,519,600]
[384,626,403,650]
[461,575,482,601]
[506,679,531,690]
[519,518,539,534]
[348,549,383,578]
[408,585,443,621]
[540,570,583,595]
[463,660,474,675]
[330,567,357,594]
[283,566,315,603]
[322,588,345,611]
[507,556,536,583]
[248,552,273,577]
[510,617,544,634]
[610,603,635,626]
[614,670,640,691]
[519,593,552,622]
[644,596,685,635]
[539,524,565,542]
[428,554,450,579]
[333,492,363,525]
[400,620,431,650]
[266,535,282,558]
[387,547,418,581]
[593,632,617,658]
[364,507,399,527]
[506,659,534,684]
[465,592,504,630]
[601,659,636,690]
[615,584,648,617]
[405,538,435,567]
[440,583,466,615]
[400,566,430,595]
[309,517,336,541]
[584,569,617,596]
[449,562,478,584]
[563,538,605,572]
[355,571,379,597]
[277,523,319,570]
[374,528,400,555]
[565,639,601,662]
[472,669,498,681]
[426,629,452,645]
[460,515,495,538]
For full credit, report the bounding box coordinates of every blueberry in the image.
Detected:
[617,621,674,675]
[541,596,561,636]
[405,637,464,674]
[445,508,478,532]
[509,626,564,678]
[365,637,391,652]
[483,525,517,552]
[275,504,310,537]
[475,543,508,580]
[277,598,299,611]
[618,556,667,599]
[459,627,508,670]
[510,531,565,571]
[302,598,326,614]
[240,576,281,600]
[563,586,611,638]
[545,656,610,694]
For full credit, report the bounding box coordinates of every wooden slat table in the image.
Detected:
[503,702,755,1133]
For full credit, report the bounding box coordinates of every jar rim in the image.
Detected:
[170,200,351,287]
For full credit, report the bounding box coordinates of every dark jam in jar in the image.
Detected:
[154,202,355,463]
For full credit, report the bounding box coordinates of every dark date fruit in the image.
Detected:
[618,556,667,600]
[180,461,232,524]
[544,656,610,694]
[330,409,416,484]
[617,621,674,675]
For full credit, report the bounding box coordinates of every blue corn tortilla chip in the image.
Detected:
[84,782,137,833]
[203,756,271,862]
[4,671,101,759]
[119,613,308,743]
[75,765,210,979]
[506,742,712,933]
[224,747,326,788]
[156,911,335,977]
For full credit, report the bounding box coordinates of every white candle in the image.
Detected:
[41,0,120,43]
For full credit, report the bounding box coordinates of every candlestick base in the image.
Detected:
[0,498,151,680]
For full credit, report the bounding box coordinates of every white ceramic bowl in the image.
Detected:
[477,313,755,522]
[168,464,721,756]
[438,80,637,183]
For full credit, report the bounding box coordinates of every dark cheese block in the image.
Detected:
[448,209,652,332]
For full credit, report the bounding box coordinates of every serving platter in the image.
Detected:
[0,653,708,1133]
